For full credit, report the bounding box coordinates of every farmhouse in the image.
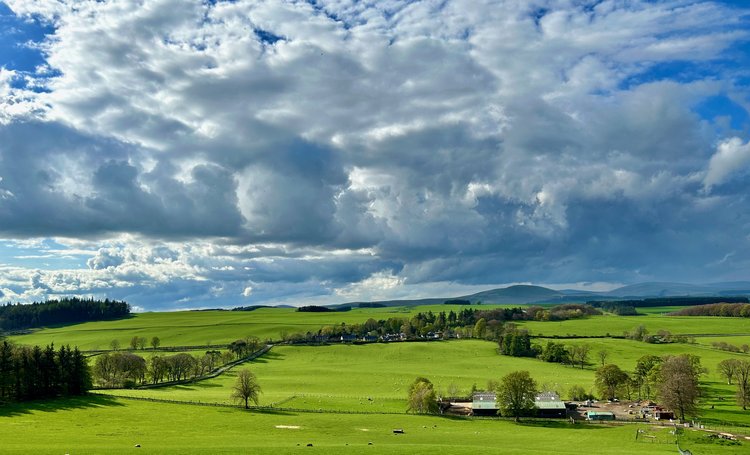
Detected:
[471,392,499,416]
[534,392,567,418]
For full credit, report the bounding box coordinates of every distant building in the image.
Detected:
[535,391,566,418]
[587,411,615,421]
[471,392,498,416]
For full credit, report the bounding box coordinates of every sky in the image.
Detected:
[0,0,749,311]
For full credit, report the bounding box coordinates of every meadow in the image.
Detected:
[6,304,750,453]
[0,396,742,455]
[11,304,750,350]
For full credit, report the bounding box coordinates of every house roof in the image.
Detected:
[535,401,566,410]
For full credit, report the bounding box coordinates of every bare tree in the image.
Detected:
[231,369,262,409]
[595,364,628,401]
[718,358,741,385]
[733,360,750,410]
[570,344,591,369]
[597,350,609,366]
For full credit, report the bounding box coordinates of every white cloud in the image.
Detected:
[704,137,750,191]
[0,1,748,308]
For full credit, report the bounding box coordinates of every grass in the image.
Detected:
[11,305,750,350]
[97,340,593,411]
[7,305,750,453]
[2,395,738,454]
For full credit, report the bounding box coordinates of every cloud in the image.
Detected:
[703,137,750,191]
[0,0,747,308]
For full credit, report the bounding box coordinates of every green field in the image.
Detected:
[6,305,750,453]
[2,396,743,454]
[11,305,750,351]
[8,305,466,349]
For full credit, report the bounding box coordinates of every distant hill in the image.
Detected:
[605,281,750,298]
[460,285,563,304]
[329,281,750,309]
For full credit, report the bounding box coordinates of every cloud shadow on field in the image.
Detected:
[0,393,124,417]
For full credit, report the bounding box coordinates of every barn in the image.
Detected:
[471,392,499,416]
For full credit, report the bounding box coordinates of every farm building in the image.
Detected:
[653,410,675,420]
[534,392,567,418]
[587,411,615,421]
[471,392,498,416]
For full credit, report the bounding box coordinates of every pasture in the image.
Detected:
[10,304,750,350]
[1,396,738,455]
[5,304,750,453]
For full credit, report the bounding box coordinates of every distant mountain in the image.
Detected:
[605,281,750,298]
[460,285,564,304]
[330,281,750,309]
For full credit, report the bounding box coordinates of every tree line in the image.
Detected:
[288,304,601,343]
[670,303,750,317]
[0,298,130,331]
[0,340,91,403]
[93,350,234,388]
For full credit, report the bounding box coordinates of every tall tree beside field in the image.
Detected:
[496,370,537,422]
[733,360,750,410]
[407,377,439,414]
[570,344,591,369]
[597,349,609,366]
[150,336,160,350]
[634,355,661,400]
[655,355,703,422]
[718,359,741,385]
[595,364,629,401]
[231,369,261,409]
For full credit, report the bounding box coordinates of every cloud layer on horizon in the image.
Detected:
[0,0,749,309]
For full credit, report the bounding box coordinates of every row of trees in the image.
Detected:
[302,304,601,344]
[92,350,233,388]
[670,303,750,317]
[0,298,130,331]
[0,341,91,402]
[717,359,750,409]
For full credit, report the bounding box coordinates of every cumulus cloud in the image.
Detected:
[0,0,748,308]
[704,137,750,191]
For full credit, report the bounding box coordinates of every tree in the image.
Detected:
[718,358,741,385]
[634,355,661,400]
[474,318,487,339]
[597,349,609,366]
[150,336,160,350]
[569,344,591,369]
[595,364,629,401]
[110,339,120,351]
[540,342,569,364]
[129,336,139,350]
[407,377,439,414]
[656,354,703,421]
[733,360,750,410]
[496,370,537,422]
[136,337,147,350]
[231,369,261,409]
